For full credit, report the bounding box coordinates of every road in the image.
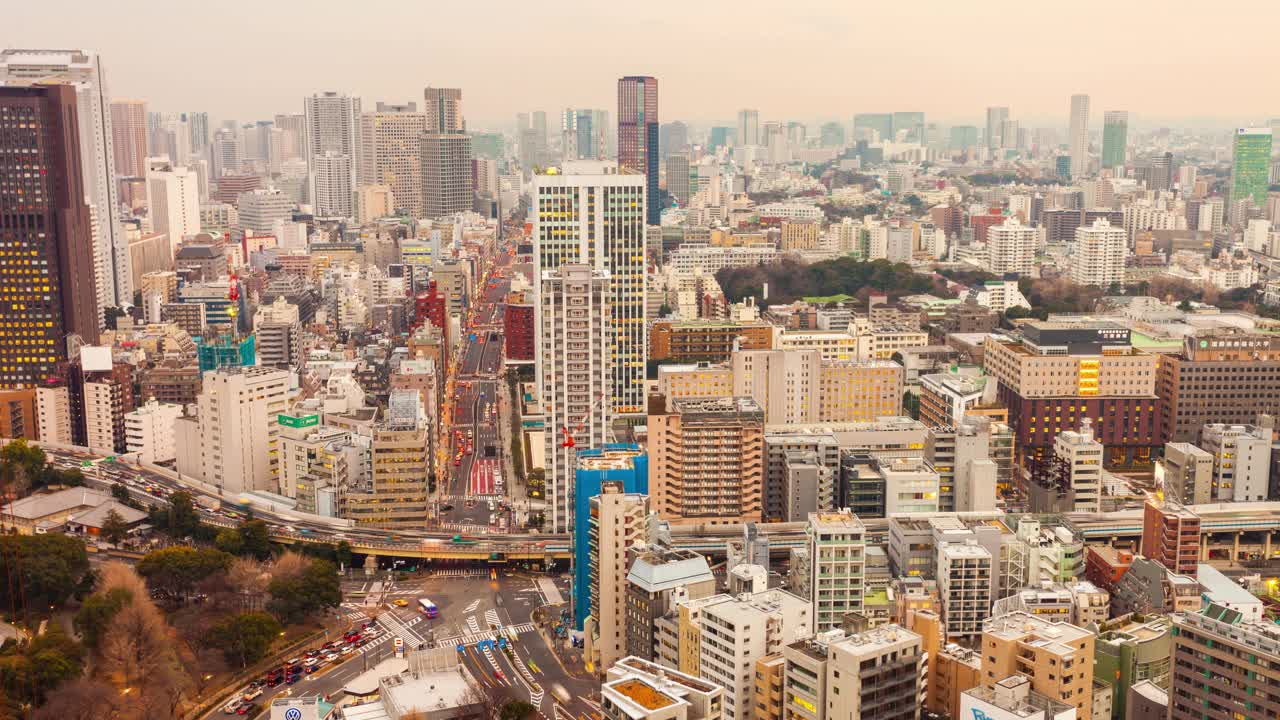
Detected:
[438,248,515,532]
[242,571,597,720]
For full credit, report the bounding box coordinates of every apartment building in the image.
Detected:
[1199,421,1272,502]
[981,612,1097,720]
[1093,614,1172,720]
[1168,604,1280,720]
[783,626,924,720]
[605,657,724,720]
[588,485,651,673]
[648,396,765,525]
[176,366,289,495]
[697,591,811,720]
[651,320,774,363]
[626,546,717,662]
[1157,442,1213,506]
[347,391,428,528]
[806,510,867,632]
[1140,501,1200,577]
[937,540,993,641]
[960,676,1075,720]
[123,399,182,464]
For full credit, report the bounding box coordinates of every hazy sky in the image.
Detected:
[7,1,1279,130]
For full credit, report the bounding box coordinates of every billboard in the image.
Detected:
[277,413,319,429]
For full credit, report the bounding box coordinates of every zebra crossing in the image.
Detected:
[338,606,369,622]
[432,568,489,578]
[466,614,481,634]
[432,623,535,649]
[484,609,501,628]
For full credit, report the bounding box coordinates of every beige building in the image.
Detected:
[109,99,148,178]
[753,654,785,720]
[360,103,426,217]
[36,385,72,445]
[176,366,290,495]
[356,184,394,223]
[604,657,725,720]
[587,484,650,673]
[780,220,821,251]
[348,391,428,527]
[648,396,764,525]
[807,510,866,632]
[696,590,811,720]
[1158,441,1213,506]
[981,612,1096,720]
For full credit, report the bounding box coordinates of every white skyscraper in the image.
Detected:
[303,91,361,218]
[737,109,760,146]
[1068,93,1090,179]
[176,367,290,495]
[532,161,647,416]
[1070,217,1127,287]
[144,157,200,256]
[986,106,1009,150]
[539,264,611,534]
[985,217,1037,276]
[0,48,132,311]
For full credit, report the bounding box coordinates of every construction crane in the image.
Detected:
[560,392,607,448]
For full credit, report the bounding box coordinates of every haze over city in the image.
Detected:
[7,0,1280,126]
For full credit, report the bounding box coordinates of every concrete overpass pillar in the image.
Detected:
[1233,532,1242,563]
[1201,533,1209,562]
[1267,532,1273,559]
[363,554,378,577]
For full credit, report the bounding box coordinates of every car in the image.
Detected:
[304,657,319,667]
[236,703,256,716]
[305,664,319,674]
[323,652,339,663]
[286,674,301,685]
[289,664,303,674]
[286,657,300,665]
[304,649,319,658]
[440,504,454,512]
[223,699,243,714]
[242,686,264,701]
[322,640,340,650]
[393,599,409,607]
[454,458,461,467]
[265,676,282,688]
[341,644,355,655]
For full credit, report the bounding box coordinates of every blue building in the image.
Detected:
[572,443,648,630]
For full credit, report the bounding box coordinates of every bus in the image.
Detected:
[418,598,439,618]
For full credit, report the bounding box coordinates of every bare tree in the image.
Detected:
[227,557,270,610]
[268,551,308,584]
[32,678,122,720]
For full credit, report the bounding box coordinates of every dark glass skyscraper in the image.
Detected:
[617,75,659,225]
[0,85,100,388]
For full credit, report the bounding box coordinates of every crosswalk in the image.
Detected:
[338,606,369,622]
[432,568,489,578]
[464,600,481,613]
[484,609,501,628]
[466,615,481,634]
[434,623,535,649]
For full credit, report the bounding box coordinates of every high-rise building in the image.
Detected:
[210,128,243,179]
[347,391,429,527]
[660,120,688,159]
[585,482,649,673]
[892,111,925,143]
[303,91,361,218]
[1068,94,1090,179]
[854,113,893,142]
[665,154,690,206]
[124,399,182,464]
[1230,127,1273,210]
[806,510,866,632]
[617,76,659,225]
[937,540,993,641]
[237,188,293,235]
[539,264,610,533]
[109,98,148,178]
[1,49,132,310]
[985,106,1009,150]
[1168,604,1280,720]
[359,102,426,218]
[1070,217,1126,287]
[737,109,760,147]
[253,296,302,370]
[421,87,472,218]
[176,366,289,495]
[1102,111,1128,169]
[532,162,646,415]
[649,396,764,525]
[144,157,200,254]
[0,85,101,388]
[573,445,649,630]
[985,217,1037,276]
[818,121,845,148]
[562,107,608,160]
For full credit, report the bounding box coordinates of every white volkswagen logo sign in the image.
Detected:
[285,708,303,720]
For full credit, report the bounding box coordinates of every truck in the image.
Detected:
[195,496,221,512]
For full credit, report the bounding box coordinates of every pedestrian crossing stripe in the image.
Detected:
[434,623,535,648]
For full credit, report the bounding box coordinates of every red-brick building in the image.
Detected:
[503,296,534,362]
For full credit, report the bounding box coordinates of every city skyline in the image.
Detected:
[7,1,1280,128]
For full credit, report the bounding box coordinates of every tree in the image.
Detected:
[0,624,84,706]
[500,700,537,720]
[166,491,199,538]
[74,587,133,652]
[226,557,270,611]
[110,482,131,503]
[205,612,282,667]
[102,306,126,331]
[335,540,353,569]
[238,519,272,560]
[266,559,341,624]
[136,546,232,602]
[0,533,90,609]
[656,303,673,318]
[0,438,47,496]
[31,678,120,720]
[213,527,244,556]
[101,509,130,546]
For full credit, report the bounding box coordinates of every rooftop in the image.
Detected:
[2,488,114,521]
